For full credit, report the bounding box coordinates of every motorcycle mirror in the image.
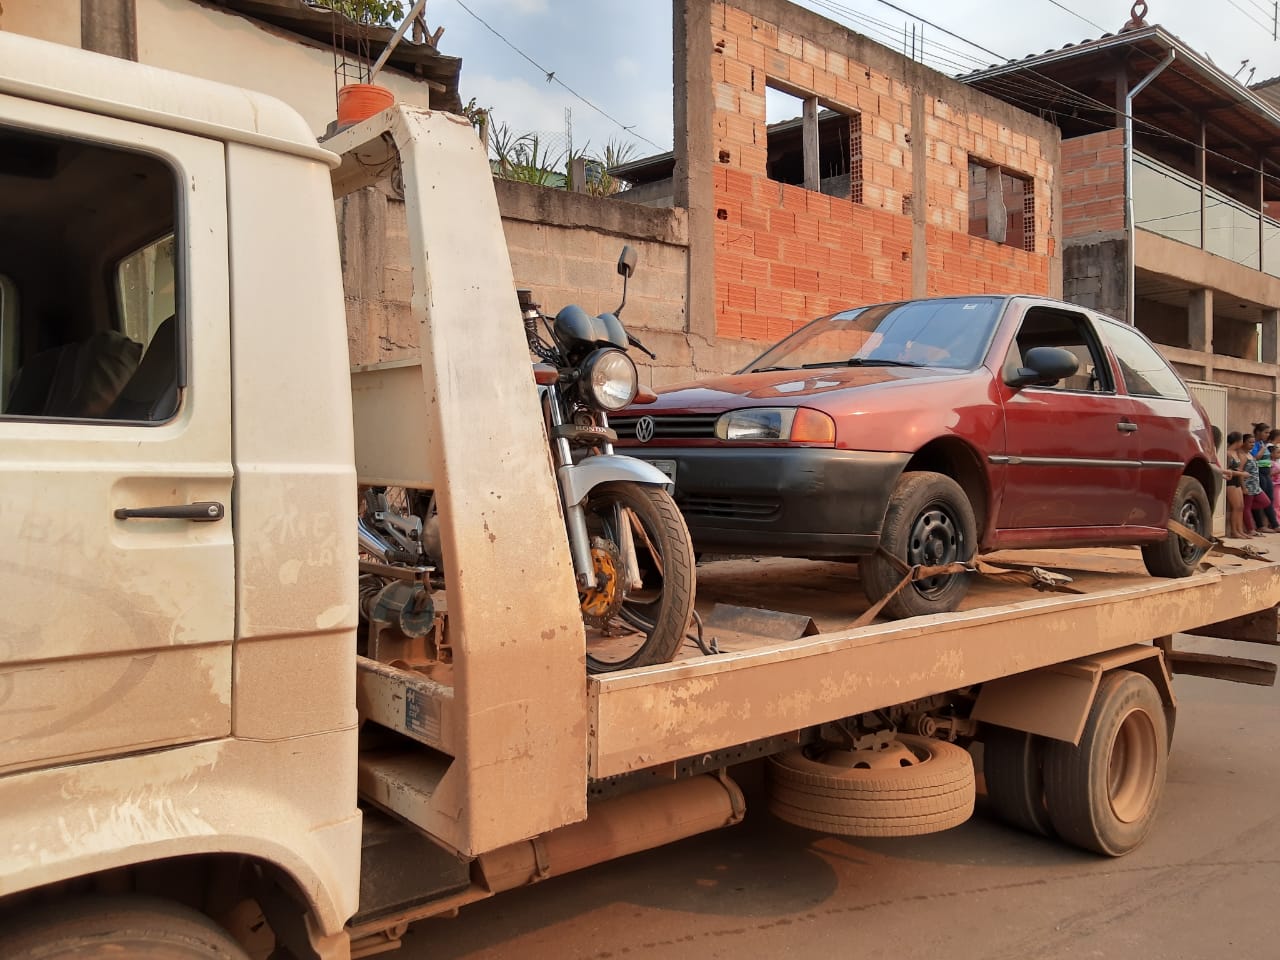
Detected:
[617,245,638,278]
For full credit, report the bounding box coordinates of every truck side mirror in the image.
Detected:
[1007,346,1080,388]
[617,245,638,279]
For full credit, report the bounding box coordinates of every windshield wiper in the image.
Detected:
[844,357,923,367]
[750,365,798,373]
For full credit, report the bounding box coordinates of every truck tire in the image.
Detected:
[767,734,975,837]
[0,896,251,959]
[861,471,976,620]
[1142,476,1211,578]
[983,724,1054,837]
[1042,669,1168,856]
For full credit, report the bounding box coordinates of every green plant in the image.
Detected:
[315,0,405,26]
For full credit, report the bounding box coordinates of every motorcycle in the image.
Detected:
[359,246,696,673]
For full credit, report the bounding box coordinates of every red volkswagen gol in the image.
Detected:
[614,295,1220,619]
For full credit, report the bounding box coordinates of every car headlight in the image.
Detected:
[714,407,835,444]
[579,348,638,411]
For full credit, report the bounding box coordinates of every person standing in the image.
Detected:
[1242,430,1268,535]
[1252,423,1279,531]
[1224,431,1249,539]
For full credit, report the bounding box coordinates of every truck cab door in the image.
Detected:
[0,106,233,773]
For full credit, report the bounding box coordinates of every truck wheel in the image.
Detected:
[767,733,975,837]
[983,725,1054,837]
[0,896,251,958]
[1042,670,1168,856]
[861,471,976,619]
[1142,476,1211,578]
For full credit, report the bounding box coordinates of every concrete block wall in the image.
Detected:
[704,0,1058,345]
[1061,129,1125,239]
[342,179,728,384]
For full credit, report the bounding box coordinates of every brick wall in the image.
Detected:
[706,0,1057,343]
[1061,128,1125,240]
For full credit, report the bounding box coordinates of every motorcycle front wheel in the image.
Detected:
[581,482,695,673]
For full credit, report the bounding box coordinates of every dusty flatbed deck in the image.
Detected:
[587,548,1280,778]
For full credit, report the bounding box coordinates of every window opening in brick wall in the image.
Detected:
[765,85,860,201]
[968,160,1034,251]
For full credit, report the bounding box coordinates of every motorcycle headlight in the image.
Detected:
[715,407,836,444]
[580,348,638,411]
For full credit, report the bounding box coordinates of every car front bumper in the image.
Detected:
[631,447,911,557]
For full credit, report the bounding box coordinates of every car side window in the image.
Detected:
[0,126,182,423]
[1006,307,1113,393]
[1095,320,1189,400]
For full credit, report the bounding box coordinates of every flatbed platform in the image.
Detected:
[587,548,1280,777]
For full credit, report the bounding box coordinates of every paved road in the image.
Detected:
[398,635,1279,960]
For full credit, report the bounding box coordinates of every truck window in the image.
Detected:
[117,234,176,347]
[0,274,15,403]
[0,126,181,422]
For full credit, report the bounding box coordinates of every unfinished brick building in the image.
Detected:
[609,0,1063,372]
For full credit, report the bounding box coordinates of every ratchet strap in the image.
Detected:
[1166,519,1269,564]
[851,548,1081,629]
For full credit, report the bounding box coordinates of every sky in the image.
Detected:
[435,0,1280,162]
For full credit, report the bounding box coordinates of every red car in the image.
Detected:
[614,295,1220,619]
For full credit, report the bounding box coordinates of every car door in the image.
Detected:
[0,104,233,773]
[1093,318,1198,527]
[995,305,1139,533]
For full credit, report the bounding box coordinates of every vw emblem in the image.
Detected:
[635,416,656,444]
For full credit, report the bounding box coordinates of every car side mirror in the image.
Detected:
[1007,346,1080,388]
[617,245,638,279]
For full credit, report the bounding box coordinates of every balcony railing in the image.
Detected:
[1132,152,1279,276]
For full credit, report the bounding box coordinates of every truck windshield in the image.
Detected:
[744,297,1005,373]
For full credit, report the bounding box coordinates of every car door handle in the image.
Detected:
[114,501,225,522]
[1117,421,1139,433]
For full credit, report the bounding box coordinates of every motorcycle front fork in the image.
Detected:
[547,401,641,592]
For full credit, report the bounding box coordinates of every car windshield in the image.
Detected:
[743,297,1005,373]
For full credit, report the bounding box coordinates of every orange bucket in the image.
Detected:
[337,83,396,126]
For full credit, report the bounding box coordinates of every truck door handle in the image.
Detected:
[1117,421,1139,433]
[114,501,225,522]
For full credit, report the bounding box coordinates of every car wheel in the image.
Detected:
[861,471,977,619]
[1141,476,1211,578]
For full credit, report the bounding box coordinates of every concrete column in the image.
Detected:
[81,0,137,60]
[1263,308,1280,366]
[909,77,927,298]
[1188,287,1214,379]
[673,0,715,341]
[1263,311,1279,428]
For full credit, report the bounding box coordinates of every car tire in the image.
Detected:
[861,471,976,619]
[1141,476,1211,578]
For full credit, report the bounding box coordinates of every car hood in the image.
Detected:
[638,365,967,413]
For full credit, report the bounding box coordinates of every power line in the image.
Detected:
[1041,0,1106,34]
[450,0,664,151]
[1225,0,1273,32]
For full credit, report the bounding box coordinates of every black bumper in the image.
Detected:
[633,447,910,557]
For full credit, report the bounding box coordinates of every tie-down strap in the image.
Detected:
[851,549,1081,628]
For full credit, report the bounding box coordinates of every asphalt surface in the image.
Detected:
[399,634,1279,960]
